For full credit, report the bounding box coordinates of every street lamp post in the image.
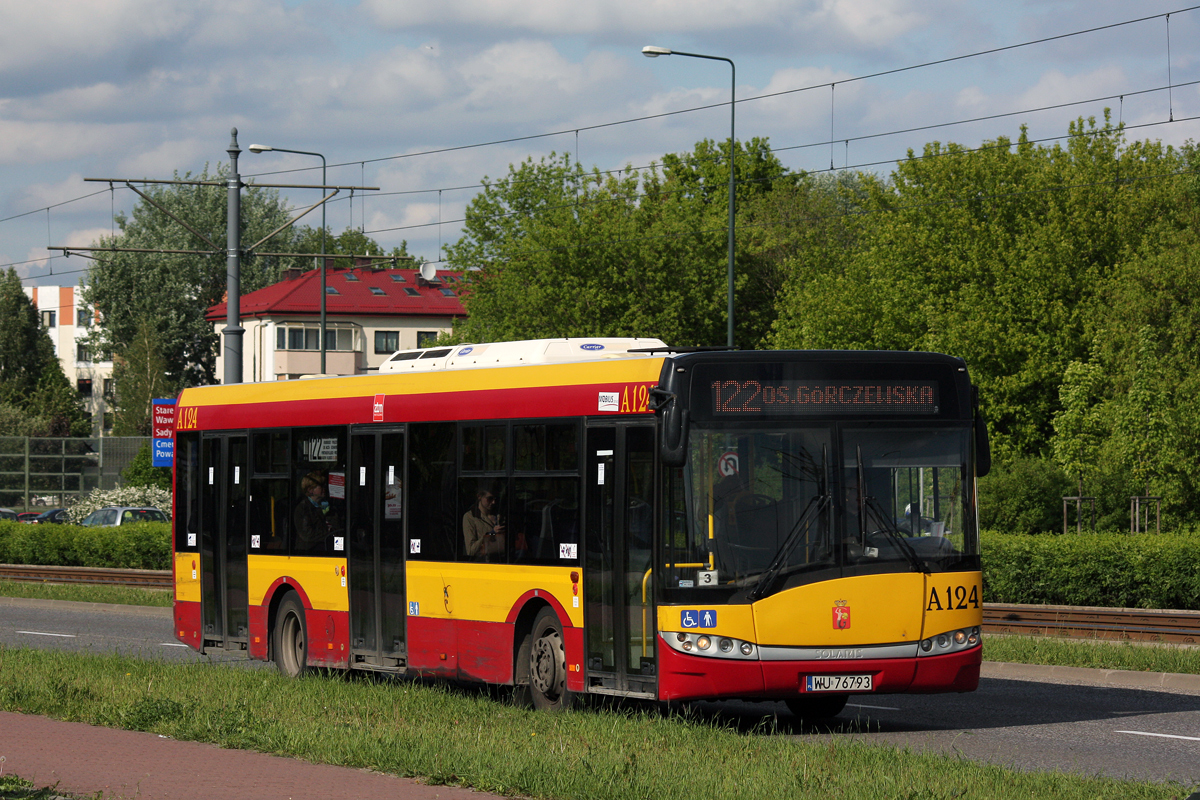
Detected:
[248,144,329,373]
[643,45,736,349]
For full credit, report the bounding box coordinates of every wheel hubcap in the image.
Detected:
[530,633,562,696]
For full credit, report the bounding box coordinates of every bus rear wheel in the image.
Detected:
[785,694,848,720]
[273,594,310,678]
[528,607,574,711]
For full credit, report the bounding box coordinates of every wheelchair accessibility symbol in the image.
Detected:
[681,609,717,629]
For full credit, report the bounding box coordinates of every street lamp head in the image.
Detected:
[642,45,672,57]
[247,144,273,153]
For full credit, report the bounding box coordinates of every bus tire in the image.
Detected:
[273,593,310,678]
[785,694,848,720]
[528,607,574,711]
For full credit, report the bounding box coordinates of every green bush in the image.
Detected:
[977,456,1072,533]
[0,520,170,570]
[982,528,1200,609]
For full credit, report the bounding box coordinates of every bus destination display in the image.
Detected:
[709,379,939,416]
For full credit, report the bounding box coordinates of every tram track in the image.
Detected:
[984,603,1200,644]
[0,564,173,590]
[3,565,1199,643]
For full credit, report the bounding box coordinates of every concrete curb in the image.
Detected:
[983,660,1200,692]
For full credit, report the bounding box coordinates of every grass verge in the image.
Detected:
[985,635,1200,674]
[0,581,171,608]
[0,774,96,800]
[0,646,1190,800]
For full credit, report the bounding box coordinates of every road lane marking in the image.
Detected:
[160,642,188,647]
[16,631,75,638]
[848,703,902,711]
[1116,730,1200,742]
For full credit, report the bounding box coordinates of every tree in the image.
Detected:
[446,139,796,347]
[82,165,302,392]
[112,318,171,436]
[122,441,172,491]
[292,226,412,265]
[769,115,1186,458]
[0,268,56,406]
[1051,359,1105,496]
[0,268,89,436]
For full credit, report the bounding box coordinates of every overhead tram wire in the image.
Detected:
[360,105,1200,246]
[237,4,1200,185]
[7,97,1196,280]
[364,111,1200,266]
[347,74,1200,229]
[6,4,1197,270]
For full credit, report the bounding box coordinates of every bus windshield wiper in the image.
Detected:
[747,493,831,601]
[862,495,929,574]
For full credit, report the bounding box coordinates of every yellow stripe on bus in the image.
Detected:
[247,555,349,611]
[406,561,580,626]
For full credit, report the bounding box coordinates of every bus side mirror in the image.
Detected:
[973,390,991,478]
[659,396,689,467]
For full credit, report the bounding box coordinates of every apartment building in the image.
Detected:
[207,264,466,382]
[23,284,115,436]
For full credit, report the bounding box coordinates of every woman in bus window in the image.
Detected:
[295,471,338,551]
[463,488,506,560]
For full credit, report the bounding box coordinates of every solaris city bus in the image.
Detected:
[172,338,990,716]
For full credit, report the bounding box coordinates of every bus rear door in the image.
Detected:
[199,433,249,651]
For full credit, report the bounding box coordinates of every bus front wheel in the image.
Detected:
[273,594,310,678]
[528,607,575,711]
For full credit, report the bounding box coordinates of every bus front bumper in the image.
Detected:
[655,638,981,702]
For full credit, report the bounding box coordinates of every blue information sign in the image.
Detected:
[680,609,717,629]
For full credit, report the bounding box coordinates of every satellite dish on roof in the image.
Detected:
[419,261,437,281]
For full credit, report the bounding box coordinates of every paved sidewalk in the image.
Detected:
[0,711,503,800]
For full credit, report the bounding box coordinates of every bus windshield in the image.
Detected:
[662,424,977,599]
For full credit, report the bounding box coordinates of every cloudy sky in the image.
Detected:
[2,0,1197,287]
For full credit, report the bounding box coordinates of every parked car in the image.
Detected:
[17,512,39,523]
[29,508,70,524]
[79,506,169,527]
[0,507,18,522]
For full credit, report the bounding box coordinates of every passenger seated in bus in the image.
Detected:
[463,489,506,560]
[295,471,337,551]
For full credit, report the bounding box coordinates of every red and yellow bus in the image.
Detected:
[173,338,989,716]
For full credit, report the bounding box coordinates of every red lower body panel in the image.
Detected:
[304,609,349,669]
[247,604,269,661]
[658,639,982,702]
[174,601,202,651]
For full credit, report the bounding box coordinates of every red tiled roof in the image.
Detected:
[206,266,467,321]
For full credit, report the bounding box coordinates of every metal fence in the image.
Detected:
[0,436,147,511]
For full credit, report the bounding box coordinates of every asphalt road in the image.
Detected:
[2,596,1198,788]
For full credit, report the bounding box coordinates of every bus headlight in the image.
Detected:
[661,632,758,660]
[918,627,982,657]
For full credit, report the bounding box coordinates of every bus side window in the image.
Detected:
[291,427,347,555]
[408,422,458,561]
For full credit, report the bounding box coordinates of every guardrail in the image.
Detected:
[0,564,172,589]
[983,603,1200,644]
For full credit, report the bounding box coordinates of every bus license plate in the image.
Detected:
[805,674,872,692]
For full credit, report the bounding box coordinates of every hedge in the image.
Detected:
[3,522,1198,611]
[981,529,1200,610]
[0,521,170,571]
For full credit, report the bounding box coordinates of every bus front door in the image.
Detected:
[199,433,249,651]
[584,423,657,698]
[348,428,407,669]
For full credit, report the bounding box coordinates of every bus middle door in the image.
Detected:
[584,422,657,698]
